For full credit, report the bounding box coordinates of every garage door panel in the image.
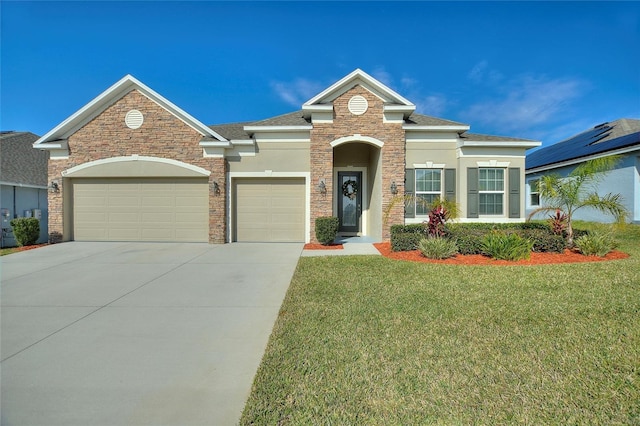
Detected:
[73,178,208,242]
[235,178,305,242]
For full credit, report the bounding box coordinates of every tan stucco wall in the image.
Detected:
[406,141,458,167]
[227,142,310,172]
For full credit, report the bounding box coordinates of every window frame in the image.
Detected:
[414,168,443,216]
[478,168,505,216]
[529,179,540,207]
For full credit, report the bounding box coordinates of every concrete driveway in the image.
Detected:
[1,241,302,425]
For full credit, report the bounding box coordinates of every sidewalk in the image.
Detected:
[301,236,382,257]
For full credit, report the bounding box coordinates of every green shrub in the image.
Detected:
[390,224,429,235]
[574,232,618,257]
[10,217,40,247]
[391,232,424,252]
[481,231,533,261]
[417,237,458,260]
[521,229,567,253]
[447,228,488,255]
[315,216,339,245]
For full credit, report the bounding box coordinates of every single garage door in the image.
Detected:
[234,178,305,242]
[73,178,209,242]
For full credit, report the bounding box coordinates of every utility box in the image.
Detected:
[23,210,33,218]
[32,209,42,220]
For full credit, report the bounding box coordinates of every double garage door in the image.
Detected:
[72,177,306,243]
[73,178,209,242]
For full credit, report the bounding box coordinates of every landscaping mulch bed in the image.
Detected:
[303,243,344,250]
[374,242,629,265]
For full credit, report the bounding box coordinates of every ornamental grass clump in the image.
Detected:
[417,237,459,260]
[481,231,533,261]
[574,232,618,257]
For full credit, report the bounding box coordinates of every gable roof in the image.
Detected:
[0,131,48,187]
[526,118,640,171]
[34,75,226,147]
[302,69,416,119]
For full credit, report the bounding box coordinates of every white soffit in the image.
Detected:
[33,74,227,147]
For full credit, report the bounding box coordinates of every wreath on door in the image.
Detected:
[342,180,358,200]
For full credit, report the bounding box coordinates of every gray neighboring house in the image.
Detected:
[525,118,640,224]
[0,131,49,247]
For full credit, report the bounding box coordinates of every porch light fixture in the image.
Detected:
[213,181,221,195]
[317,179,327,194]
[390,181,398,195]
[48,180,60,193]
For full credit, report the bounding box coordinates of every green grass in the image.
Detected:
[241,223,640,425]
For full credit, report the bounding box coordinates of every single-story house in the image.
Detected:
[526,118,640,223]
[1,131,49,247]
[33,69,541,243]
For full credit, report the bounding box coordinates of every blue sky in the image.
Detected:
[2,1,639,149]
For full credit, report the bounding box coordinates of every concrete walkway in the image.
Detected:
[301,236,382,257]
[1,242,302,426]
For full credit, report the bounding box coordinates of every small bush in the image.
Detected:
[315,216,339,245]
[482,231,533,261]
[521,229,567,253]
[10,217,40,247]
[418,237,458,260]
[391,232,423,252]
[447,228,488,255]
[574,232,618,257]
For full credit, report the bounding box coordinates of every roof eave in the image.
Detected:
[459,140,542,148]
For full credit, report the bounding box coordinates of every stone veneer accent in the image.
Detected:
[48,89,226,243]
[310,85,405,242]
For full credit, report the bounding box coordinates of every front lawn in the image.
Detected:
[241,223,640,424]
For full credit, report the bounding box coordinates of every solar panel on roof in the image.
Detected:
[526,123,640,170]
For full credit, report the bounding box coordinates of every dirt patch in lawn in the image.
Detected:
[303,243,344,250]
[374,242,629,265]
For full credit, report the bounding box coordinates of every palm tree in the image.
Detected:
[527,155,628,246]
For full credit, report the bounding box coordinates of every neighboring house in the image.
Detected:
[526,118,640,223]
[33,69,540,244]
[0,131,49,247]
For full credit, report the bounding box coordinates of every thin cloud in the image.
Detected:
[270,78,324,106]
[415,94,448,117]
[468,60,503,85]
[462,74,587,133]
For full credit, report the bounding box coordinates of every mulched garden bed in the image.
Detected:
[374,242,629,265]
[303,243,344,250]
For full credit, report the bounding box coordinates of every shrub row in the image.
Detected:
[391,222,571,253]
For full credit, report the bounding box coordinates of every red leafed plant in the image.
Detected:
[548,209,568,235]
[428,205,450,237]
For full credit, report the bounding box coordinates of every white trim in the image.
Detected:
[244,125,313,133]
[61,156,211,177]
[333,167,368,237]
[303,69,415,110]
[458,140,541,148]
[404,125,470,132]
[228,171,311,243]
[330,134,384,148]
[525,145,640,174]
[413,162,445,169]
[476,160,511,167]
[33,75,226,146]
[0,181,48,190]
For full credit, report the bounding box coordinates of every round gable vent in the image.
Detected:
[125,109,144,129]
[348,95,368,115]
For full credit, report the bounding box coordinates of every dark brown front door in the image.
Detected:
[337,171,362,233]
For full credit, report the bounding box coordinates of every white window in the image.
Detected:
[529,179,540,206]
[415,169,442,215]
[479,168,504,215]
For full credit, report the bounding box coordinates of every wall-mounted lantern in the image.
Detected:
[390,181,398,195]
[317,179,327,194]
[213,181,221,196]
[48,180,60,193]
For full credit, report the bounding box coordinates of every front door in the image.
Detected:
[337,171,362,233]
